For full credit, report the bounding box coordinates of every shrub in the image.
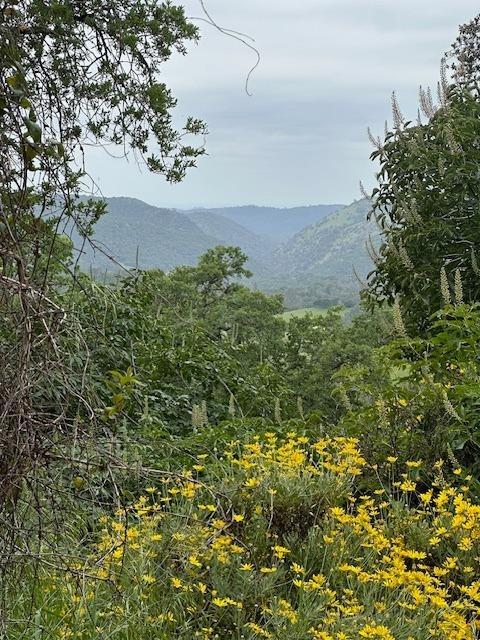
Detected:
[9,432,479,639]
[336,304,480,475]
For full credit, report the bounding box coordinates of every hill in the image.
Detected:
[70,198,349,276]
[71,197,217,272]
[184,210,274,274]
[69,197,378,310]
[250,199,378,309]
[273,199,378,280]
[197,204,345,243]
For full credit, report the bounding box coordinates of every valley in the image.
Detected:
[71,196,377,311]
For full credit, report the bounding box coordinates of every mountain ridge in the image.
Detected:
[71,198,350,274]
[193,203,345,243]
[68,197,377,309]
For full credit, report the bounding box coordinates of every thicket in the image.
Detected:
[2,4,480,639]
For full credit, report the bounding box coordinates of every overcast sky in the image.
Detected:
[85,0,479,208]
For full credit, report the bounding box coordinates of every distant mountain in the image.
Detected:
[67,197,377,309]
[184,210,274,273]
[195,204,345,243]
[70,197,215,272]
[273,199,378,281]
[70,197,274,274]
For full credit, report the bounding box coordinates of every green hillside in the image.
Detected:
[72,199,360,279]
[71,197,378,310]
[251,199,378,309]
[185,210,274,274]
[273,198,378,279]
[73,198,273,274]
[72,197,215,271]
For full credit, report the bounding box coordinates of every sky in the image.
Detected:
[85,0,480,208]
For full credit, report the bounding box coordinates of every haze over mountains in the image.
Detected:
[196,204,344,243]
[72,196,378,308]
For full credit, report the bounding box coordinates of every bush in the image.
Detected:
[335,304,480,475]
[9,432,479,639]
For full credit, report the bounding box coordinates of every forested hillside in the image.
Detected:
[70,197,274,274]
[274,199,376,278]
[185,209,275,270]
[73,199,350,273]
[2,3,480,640]
[73,197,373,307]
[71,197,216,271]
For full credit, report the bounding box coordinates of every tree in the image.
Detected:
[282,308,389,420]
[363,81,480,332]
[46,246,285,440]
[449,13,480,95]
[0,0,206,535]
[171,246,253,306]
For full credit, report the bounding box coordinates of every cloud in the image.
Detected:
[86,0,480,207]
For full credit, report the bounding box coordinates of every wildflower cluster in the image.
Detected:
[12,434,480,639]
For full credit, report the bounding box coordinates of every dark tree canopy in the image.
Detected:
[362,14,480,333]
[363,87,480,332]
[361,9,480,335]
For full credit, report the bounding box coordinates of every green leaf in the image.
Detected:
[24,118,42,143]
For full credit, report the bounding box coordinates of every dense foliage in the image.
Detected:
[10,434,479,639]
[63,246,388,434]
[364,87,480,332]
[0,0,206,524]
[3,5,480,640]
[8,233,480,638]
